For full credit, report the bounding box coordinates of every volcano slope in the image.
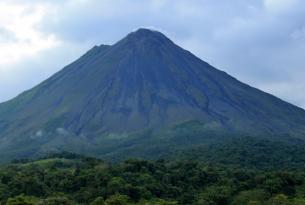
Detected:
[0,28,305,163]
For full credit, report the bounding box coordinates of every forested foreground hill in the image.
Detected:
[1,153,305,205]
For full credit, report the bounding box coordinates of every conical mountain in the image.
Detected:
[0,28,305,162]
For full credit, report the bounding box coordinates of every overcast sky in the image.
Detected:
[0,0,305,108]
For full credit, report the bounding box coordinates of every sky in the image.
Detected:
[0,0,305,108]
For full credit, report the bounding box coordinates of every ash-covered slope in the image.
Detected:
[0,28,305,161]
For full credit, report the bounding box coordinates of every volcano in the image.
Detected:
[0,28,305,162]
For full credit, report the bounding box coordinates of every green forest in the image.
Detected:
[1,153,305,205]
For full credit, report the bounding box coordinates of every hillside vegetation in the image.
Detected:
[1,152,305,205]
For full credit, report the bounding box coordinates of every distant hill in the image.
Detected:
[0,28,305,162]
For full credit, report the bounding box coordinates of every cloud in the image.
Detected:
[0,1,59,67]
[0,0,305,109]
[0,27,17,43]
[264,0,297,12]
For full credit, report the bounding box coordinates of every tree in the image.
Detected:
[6,195,38,205]
[196,185,231,205]
[247,201,262,205]
[105,194,130,205]
[37,197,73,205]
[291,198,305,205]
[231,189,267,205]
[107,177,128,195]
[267,194,290,205]
[90,197,105,205]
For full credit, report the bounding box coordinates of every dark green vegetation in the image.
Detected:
[1,29,305,162]
[1,153,305,205]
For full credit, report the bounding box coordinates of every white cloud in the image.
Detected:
[0,1,59,68]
